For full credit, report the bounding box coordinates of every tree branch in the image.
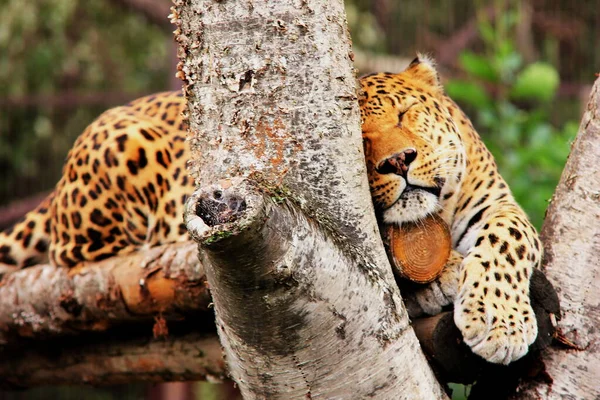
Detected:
[515,77,600,398]
[0,242,210,342]
[0,330,225,388]
[185,178,447,399]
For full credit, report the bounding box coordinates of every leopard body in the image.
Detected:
[0,92,193,268]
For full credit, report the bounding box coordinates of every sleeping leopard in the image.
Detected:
[0,55,541,365]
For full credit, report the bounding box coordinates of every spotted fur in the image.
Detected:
[0,91,193,269]
[360,55,540,364]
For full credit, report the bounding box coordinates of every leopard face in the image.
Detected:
[360,68,465,226]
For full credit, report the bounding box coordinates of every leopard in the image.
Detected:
[0,91,194,269]
[0,55,541,365]
[360,55,541,365]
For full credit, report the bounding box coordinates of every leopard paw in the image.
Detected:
[454,287,538,364]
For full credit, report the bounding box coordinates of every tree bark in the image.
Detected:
[174,1,446,398]
[515,77,600,398]
[0,242,210,342]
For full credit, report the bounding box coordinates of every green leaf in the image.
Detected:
[478,19,496,46]
[510,62,559,102]
[528,124,553,148]
[459,52,499,82]
[495,50,522,80]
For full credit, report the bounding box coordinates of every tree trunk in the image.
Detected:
[174,0,446,399]
[515,77,600,398]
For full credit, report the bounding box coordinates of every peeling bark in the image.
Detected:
[0,242,211,342]
[515,77,600,398]
[175,1,446,398]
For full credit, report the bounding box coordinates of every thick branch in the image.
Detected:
[175,0,384,259]
[185,179,446,399]
[0,242,210,342]
[516,77,600,398]
[0,330,225,388]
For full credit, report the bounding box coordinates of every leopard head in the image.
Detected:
[359,55,466,225]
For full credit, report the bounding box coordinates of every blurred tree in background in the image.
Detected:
[0,1,598,398]
[0,0,170,207]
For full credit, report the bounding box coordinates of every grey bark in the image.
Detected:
[175,0,446,398]
[516,78,600,398]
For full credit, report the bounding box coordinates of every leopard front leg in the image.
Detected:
[454,211,540,364]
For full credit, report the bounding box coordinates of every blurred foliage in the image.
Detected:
[352,0,478,56]
[0,0,170,205]
[445,3,577,229]
[448,382,470,400]
[345,2,386,52]
[349,0,600,83]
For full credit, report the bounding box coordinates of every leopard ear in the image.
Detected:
[406,53,442,90]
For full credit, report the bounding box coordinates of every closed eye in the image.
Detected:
[397,105,413,128]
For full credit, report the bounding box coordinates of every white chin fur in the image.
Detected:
[382,191,440,225]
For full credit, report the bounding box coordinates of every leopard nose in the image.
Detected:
[376,149,417,175]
